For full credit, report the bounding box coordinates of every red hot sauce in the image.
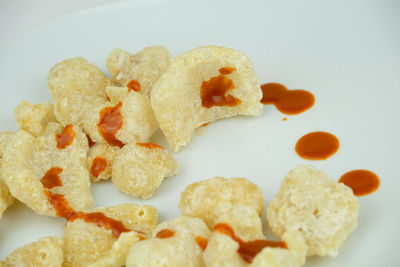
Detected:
[195,236,208,251]
[156,229,175,239]
[56,124,75,149]
[98,102,124,148]
[91,157,108,178]
[127,80,141,92]
[339,170,380,196]
[40,167,63,189]
[295,131,339,160]
[136,142,165,150]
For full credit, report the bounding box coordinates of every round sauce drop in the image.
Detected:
[40,167,63,189]
[219,67,236,75]
[56,124,75,149]
[261,83,315,115]
[127,80,141,92]
[91,157,107,178]
[295,131,339,160]
[195,236,208,251]
[136,142,164,150]
[214,223,287,263]
[98,102,124,148]
[156,229,175,239]
[339,170,380,196]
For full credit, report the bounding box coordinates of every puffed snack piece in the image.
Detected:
[179,176,264,228]
[107,46,173,97]
[112,143,179,199]
[88,144,118,182]
[0,236,64,267]
[151,46,263,152]
[63,203,157,267]
[266,165,359,257]
[0,132,15,219]
[1,125,92,216]
[126,216,210,267]
[14,101,62,137]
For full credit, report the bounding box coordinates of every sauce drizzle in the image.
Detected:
[295,131,339,160]
[156,229,175,239]
[214,223,287,263]
[339,170,380,196]
[98,102,124,148]
[55,124,75,149]
[219,67,236,75]
[91,157,108,178]
[40,167,63,189]
[136,142,165,150]
[127,80,141,92]
[195,236,208,251]
[260,83,315,115]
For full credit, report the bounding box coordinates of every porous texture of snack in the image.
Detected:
[0,132,16,218]
[14,101,61,136]
[126,216,210,267]
[112,143,179,199]
[88,144,119,182]
[107,46,173,97]
[179,176,264,228]
[1,236,64,267]
[266,165,359,257]
[151,46,263,152]
[1,126,92,216]
[0,131,15,158]
[63,204,157,267]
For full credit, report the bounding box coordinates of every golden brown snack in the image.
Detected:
[266,165,359,257]
[63,204,157,267]
[0,131,15,158]
[1,236,63,267]
[112,143,179,199]
[179,177,264,228]
[126,216,210,267]
[151,46,263,152]
[107,46,173,97]
[0,132,16,218]
[88,144,119,182]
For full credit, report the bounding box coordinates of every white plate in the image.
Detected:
[0,0,399,265]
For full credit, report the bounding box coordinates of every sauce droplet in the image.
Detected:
[127,80,141,92]
[214,223,287,263]
[260,83,315,115]
[136,142,165,150]
[219,67,236,75]
[55,124,75,149]
[339,170,380,196]
[295,131,339,160]
[40,167,63,189]
[282,117,287,121]
[156,229,175,239]
[201,71,241,109]
[86,134,96,148]
[195,236,208,251]
[91,157,108,178]
[98,102,124,148]
[201,122,209,127]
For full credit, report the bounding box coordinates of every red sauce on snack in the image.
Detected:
[156,229,175,239]
[136,142,165,150]
[98,102,124,148]
[91,157,108,178]
[339,170,380,196]
[260,83,315,115]
[44,191,76,219]
[195,236,208,251]
[86,134,96,148]
[295,131,339,160]
[214,223,287,263]
[219,67,236,75]
[201,122,209,127]
[201,68,241,108]
[40,167,63,189]
[127,80,141,92]
[55,124,75,149]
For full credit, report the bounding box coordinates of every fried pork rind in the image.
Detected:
[1,236,64,267]
[266,165,359,257]
[0,132,15,218]
[112,143,179,199]
[14,101,62,136]
[126,216,210,267]
[107,46,173,97]
[1,126,92,216]
[151,46,263,152]
[179,177,264,228]
[63,204,157,267]
[88,144,118,182]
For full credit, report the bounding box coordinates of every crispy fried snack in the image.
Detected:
[0,131,16,218]
[88,144,118,182]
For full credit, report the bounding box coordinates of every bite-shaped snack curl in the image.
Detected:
[112,143,179,199]
[107,46,173,97]
[126,216,210,267]
[88,144,118,182]
[1,125,92,216]
[1,236,64,267]
[266,165,359,257]
[151,46,263,152]
[179,176,264,228]
[63,204,157,267]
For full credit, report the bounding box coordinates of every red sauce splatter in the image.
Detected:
[219,67,236,75]
[98,102,124,148]
[201,123,209,127]
[40,167,63,189]
[44,191,76,219]
[295,131,339,160]
[156,229,175,239]
[282,117,287,121]
[127,80,141,92]
[339,170,380,196]
[260,83,315,115]
[214,223,287,263]
[201,73,241,108]
[136,142,165,150]
[91,157,108,178]
[55,124,75,149]
[106,95,111,102]
[86,134,96,148]
[195,236,208,251]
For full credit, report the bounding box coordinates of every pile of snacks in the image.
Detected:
[0,46,362,266]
